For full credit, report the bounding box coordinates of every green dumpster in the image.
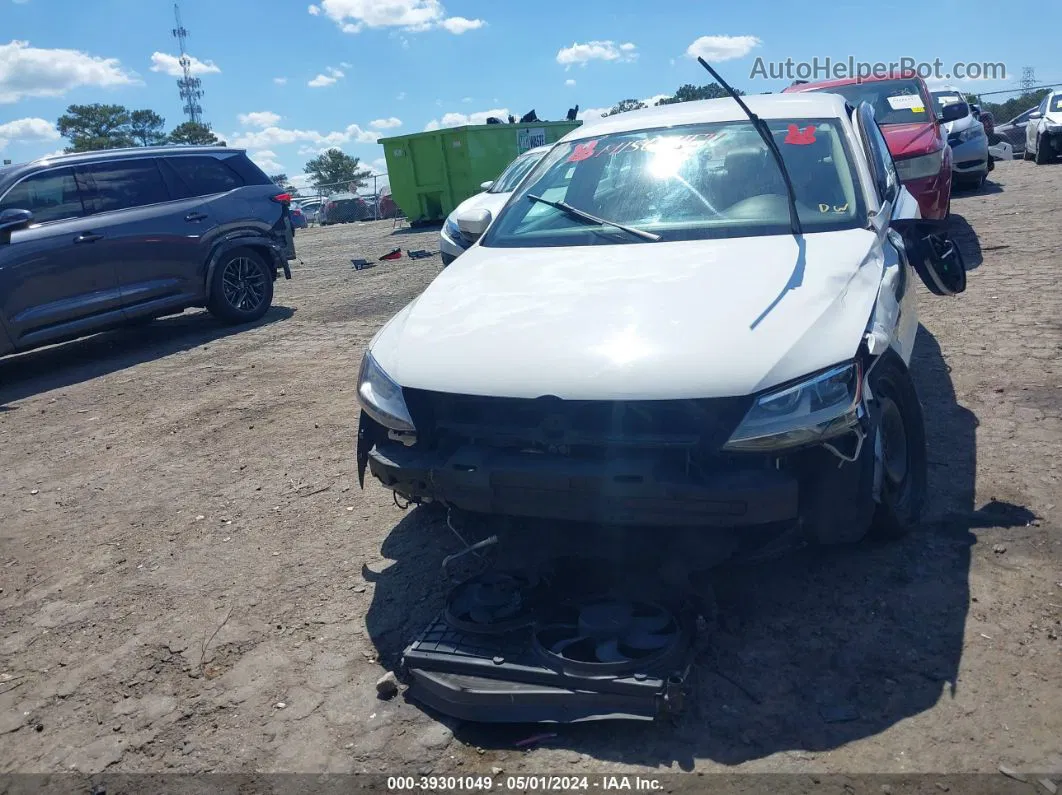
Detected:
[379,120,581,224]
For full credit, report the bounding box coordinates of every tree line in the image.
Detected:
[57,103,223,152]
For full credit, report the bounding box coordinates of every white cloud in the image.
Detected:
[370,117,402,129]
[308,66,344,88]
[0,117,60,148]
[238,111,281,128]
[0,40,139,104]
[250,150,284,174]
[565,79,576,87]
[150,51,220,77]
[423,107,510,131]
[685,35,761,63]
[439,16,485,34]
[577,106,611,121]
[396,91,406,100]
[308,0,485,35]
[339,61,352,69]
[231,123,380,150]
[273,76,288,85]
[461,96,472,103]
[576,92,671,122]
[556,40,638,69]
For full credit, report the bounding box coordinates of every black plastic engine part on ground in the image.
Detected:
[400,566,695,723]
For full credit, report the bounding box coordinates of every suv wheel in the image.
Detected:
[207,248,274,324]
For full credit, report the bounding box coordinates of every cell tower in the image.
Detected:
[1020,67,1037,92]
[172,3,204,124]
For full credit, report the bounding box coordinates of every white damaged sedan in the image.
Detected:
[356,93,966,546]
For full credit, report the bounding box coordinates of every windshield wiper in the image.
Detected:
[526,194,661,242]
[696,56,803,240]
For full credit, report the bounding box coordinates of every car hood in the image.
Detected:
[882,121,943,158]
[1046,110,1062,125]
[370,229,887,400]
[450,190,513,221]
[942,113,976,136]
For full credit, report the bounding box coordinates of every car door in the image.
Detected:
[855,104,920,364]
[75,157,213,319]
[0,166,125,351]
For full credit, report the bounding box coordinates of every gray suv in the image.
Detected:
[0,146,296,357]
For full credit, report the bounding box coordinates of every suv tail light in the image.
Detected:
[271,193,292,204]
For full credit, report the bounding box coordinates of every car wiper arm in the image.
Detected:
[526,194,660,242]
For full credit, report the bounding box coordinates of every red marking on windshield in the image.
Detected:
[784,124,817,145]
[568,140,598,162]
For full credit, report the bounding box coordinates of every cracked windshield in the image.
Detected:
[0,0,1058,790]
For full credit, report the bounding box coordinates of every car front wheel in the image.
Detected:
[869,358,927,539]
[207,248,275,324]
[1034,136,1054,164]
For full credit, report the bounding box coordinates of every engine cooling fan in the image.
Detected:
[444,571,537,634]
[533,599,682,673]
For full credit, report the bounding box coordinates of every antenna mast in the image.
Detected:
[172,2,204,124]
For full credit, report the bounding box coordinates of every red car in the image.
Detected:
[784,72,962,219]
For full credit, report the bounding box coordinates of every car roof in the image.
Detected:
[783,73,925,92]
[562,93,851,141]
[0,146,243,187]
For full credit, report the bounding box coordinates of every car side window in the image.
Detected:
[164,156,244,197]
[857,104,897,204]
[78,159,170,214]
[0,168,86,224]
[1038,96,1049,114]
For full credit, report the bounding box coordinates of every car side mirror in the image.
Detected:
[939,102,968,123]
[456,208,492,240]
[480,181,494,191]
[891,218,966,296]
[1029,111,1043,120]
[0,208,33,244]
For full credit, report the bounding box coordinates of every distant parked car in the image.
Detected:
[294,198,322,222]
[932,87,989,189]
[319,192,368,225]
[0,145,295,356]
[784,72,964,218]
[290,205,308,229]
[440,144,552,265]
[995,106,1039,156]
[1023,90,1062,164]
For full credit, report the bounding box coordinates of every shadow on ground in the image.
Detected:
[364,326,1033,767]
[0,305,294,406]
[947,213,983,271]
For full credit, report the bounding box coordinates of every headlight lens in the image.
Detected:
[357,352,416,432]
[954,125,984,144]
[895,148,944,181]
[724,362,862,452]
[442,216,468,248]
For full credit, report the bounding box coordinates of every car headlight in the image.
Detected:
[895,148,944,181]
[1046,122,1062,133]
[723,362,863,452]
[442,215,468,249]
[357,351,416,433]
[954,125,984,144]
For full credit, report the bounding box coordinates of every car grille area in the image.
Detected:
[403,390,753,460]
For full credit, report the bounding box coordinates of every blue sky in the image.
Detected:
[1,0,1056,188]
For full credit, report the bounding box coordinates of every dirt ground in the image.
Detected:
[1,160,1060,784]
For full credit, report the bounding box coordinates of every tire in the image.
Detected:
[868,358,927,540]
[1034,136,1053,164]
[207,248,274,324]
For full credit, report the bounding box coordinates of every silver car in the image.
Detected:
[932,89,989,189]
